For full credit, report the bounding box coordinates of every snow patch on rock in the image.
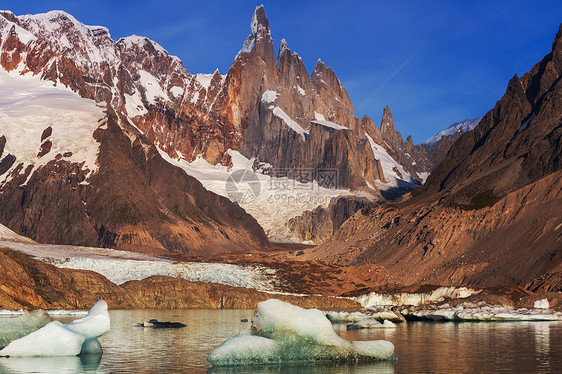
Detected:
[0,67,105,184]
[0,224,35,243]
[311,119,348,131]
[261,90,278,104]
[273,107,307,141]
[366,134,417,189]
[157,149,349,243]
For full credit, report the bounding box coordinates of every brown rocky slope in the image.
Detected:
[305,23,562,293]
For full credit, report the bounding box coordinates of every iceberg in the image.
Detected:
[534,299,549,310]
[0,300,110,357]
[0,310,50,348]
[0,321,85,357]
[326,309,405,323]
[347,319,396,330]
[207,299,394,366]
[64,300,110,340]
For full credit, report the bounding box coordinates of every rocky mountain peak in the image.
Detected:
[379,106,404,148]
[251,5,270,38]
[380,106,395,133]
[236,4,275,69]
[276,38,310,93]
[311,59,353,112]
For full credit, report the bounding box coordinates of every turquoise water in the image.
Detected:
[0,309,561,373]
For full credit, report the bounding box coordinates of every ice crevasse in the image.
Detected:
[207,299,395,366]
[0,300,110,357]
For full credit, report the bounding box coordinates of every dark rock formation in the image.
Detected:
[288,196,374,244]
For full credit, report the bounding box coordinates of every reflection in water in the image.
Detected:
[207,361,395,374]
[0,353,101,374]
[0,310,560,373]
[533,322,551,372]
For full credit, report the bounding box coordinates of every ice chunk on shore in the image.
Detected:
[347,319,396,330]
[0,321,85,357]
[207,299,394,366]
[402,302,562,322]
[0,310,50,348]
[326,309,405,323]
[534,299,549,310]
[0,301,109,357]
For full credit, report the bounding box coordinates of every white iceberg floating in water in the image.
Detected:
[64,300,110,340]
[207,299,394,366]
[0,300,110,357]
[0,321,85,357]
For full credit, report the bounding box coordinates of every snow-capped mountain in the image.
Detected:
[423,117,482,146]
[0,5,474,248]
[0,6,430,193]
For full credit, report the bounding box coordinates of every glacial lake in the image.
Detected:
[0,309,561,373]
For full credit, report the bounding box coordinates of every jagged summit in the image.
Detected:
[423,117,482,146]
[380,106,396,133]
[250,4,270,38]
[237,4,274,60]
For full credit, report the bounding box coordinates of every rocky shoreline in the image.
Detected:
[2,246,560,315]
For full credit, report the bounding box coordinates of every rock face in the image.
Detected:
[307,23,562,293]
[287,196,373,244]
[0,247,361,311]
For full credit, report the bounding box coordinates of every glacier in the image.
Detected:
[0,300,109,357]
[1,239,280,291]
[206,299,394,366]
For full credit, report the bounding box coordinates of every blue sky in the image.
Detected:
[3,1,562,143]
